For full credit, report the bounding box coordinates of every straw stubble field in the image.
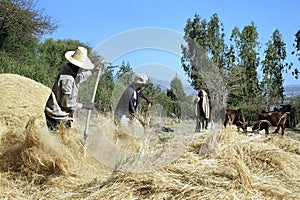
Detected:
[0,73,299,200]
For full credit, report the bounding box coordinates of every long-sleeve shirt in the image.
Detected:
[45,63,92,119]
[114,84,143,124]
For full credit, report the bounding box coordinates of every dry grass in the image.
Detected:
[0,73,300,200]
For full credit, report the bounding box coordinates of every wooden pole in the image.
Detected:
[83,62,104,147]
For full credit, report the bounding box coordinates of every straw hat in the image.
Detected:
[133,73,148,84]
[65,46,94,69]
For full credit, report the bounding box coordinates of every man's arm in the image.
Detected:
[75,62,104,84]
[140,91,153,104]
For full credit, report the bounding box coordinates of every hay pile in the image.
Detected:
[0,73,299,199]
[0,74,109,199]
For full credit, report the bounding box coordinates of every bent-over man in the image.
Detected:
[114,73,152,127]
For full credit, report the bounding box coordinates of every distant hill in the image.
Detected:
[284,84,300,97]
[148,79,300,98]
[148,76,196,96]
[148,77,170,92]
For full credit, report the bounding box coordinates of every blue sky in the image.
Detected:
[38,0,300,86]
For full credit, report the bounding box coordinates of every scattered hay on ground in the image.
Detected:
[0,74,109,199]
[0,74,300,199]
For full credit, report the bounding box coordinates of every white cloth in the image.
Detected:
[201,90,210,119]
[194,90,210,119]
[120,115,130,126]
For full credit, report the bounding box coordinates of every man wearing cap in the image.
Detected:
[114,73,152,127]
[44,46,103,130]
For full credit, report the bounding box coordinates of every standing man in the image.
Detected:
[114,73,152,127]
[194,89,210,132]
[44,46,103,130]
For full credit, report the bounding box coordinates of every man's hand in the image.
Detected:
[141,92,153,104]
[91,58,105,73]
[146,99,153,104]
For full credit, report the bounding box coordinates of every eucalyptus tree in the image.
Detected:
[291,30,300,79]
[207,14,226,72]
[182,14,206,90]
[181,13,227,106]
[296,30,300,51]
[261,29,287,105]
[230,22,260,104]
[222,45,242,106]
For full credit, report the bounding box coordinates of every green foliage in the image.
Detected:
[286,97,300,127]
[296,30,300,52]
[96,66,115,112]
[170,75,186,101]
[1,35,96,88]
[111,68,134,112]
[0,0,59,87]
[181,14,300,128]
[0,0,57,54]
[230,22,260,103]
[182,13,227,107]
[180,94,195,119]
[168,76,188,118]
[1,32,39,61]
[116,61,132,80]
[166,89,181,117]
[291,30,300,79]
[261,29,287,105]
[0,52,55,86]
[38,39,84,71]
[239,104,262,122]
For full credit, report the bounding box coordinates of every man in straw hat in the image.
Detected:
[114,73,152,127]
[44,46,103,131]
[194,89,210,132]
